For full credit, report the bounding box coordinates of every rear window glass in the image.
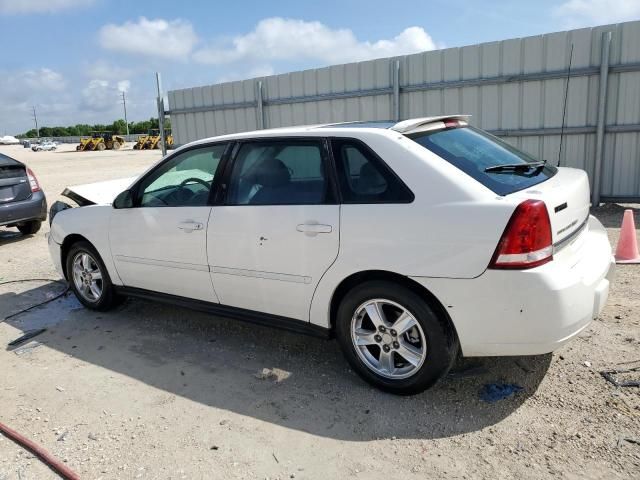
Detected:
[331,138,414,204]
[407,126,557,195]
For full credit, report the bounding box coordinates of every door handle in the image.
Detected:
[177,220,203,232]
[296,223,333,235]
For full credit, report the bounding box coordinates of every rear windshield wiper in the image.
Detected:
[484,160,546,173]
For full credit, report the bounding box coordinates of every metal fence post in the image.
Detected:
[256,80,265,129]
[156,72,167,157]
[392,60,400,122]
[592,31,612,206]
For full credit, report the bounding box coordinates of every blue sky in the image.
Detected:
[0,0,639,134]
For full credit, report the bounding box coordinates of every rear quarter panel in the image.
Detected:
[309,130,519,327]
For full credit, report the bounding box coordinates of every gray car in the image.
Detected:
[0,152,47,235]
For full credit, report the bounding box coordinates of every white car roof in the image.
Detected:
[181,115,471,150]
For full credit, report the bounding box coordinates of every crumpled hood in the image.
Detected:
[62,177,136,206]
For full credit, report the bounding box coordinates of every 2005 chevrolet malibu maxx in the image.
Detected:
[48,116,615,394]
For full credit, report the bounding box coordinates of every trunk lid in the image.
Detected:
[508,167,590,245]
[0,154,31,204]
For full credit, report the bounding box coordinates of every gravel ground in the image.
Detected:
[0,144,638,480]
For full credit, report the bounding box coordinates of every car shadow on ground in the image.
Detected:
[1,282,552,442]
[0,229,30,246]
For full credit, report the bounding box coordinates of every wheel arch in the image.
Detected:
[60,233,92,280]
[328,270,459,345]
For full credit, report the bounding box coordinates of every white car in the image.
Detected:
[47,116,614,394]
[32,141,57,152]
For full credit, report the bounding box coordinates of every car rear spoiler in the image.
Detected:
[390,115,471,134]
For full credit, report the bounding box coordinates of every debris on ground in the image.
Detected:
[12,341,42,356]
[8,328,46,347]
[254,368,291,383]
[617,437,640,447]
[600,366,640,387]
[479,383,523,403]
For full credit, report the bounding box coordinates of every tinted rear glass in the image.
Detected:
[407,126,557,195]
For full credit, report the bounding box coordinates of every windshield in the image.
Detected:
[407,126,557,195]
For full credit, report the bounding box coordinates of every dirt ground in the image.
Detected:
[0,143,638,480]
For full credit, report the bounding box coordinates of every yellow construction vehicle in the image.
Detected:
[132,133,149,150]
[76,136,93,151]
[142,129,174,150]
[77,132,126,151]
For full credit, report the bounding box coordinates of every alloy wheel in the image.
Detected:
[350,298,427,379]
[71,252,103,302]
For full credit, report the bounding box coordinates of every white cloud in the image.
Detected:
[0,68,66,101]
[84,60,134,81]
[553,0,640,27]
[193,17,437,66]
[0,68,70,133]
[0,0,94,14]
[216,65,276,83]
[23,68,66,91]
[98,17,198,59]
[80,79,127,112]
[117,80,131,93]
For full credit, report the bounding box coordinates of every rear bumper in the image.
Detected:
[0,191,47,226]
[411,215,614,356]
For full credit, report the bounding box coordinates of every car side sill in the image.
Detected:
[114,286,331,339]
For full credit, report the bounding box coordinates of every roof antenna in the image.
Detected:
[557,43,574,167]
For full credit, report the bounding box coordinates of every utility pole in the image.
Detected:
[120,91,129,136]
[155,72,167,157]
[32,106,39,138]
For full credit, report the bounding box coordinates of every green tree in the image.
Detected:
[18,118,167,138]
[111,119,127,135]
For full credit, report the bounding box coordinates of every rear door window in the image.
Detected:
[407,126,557,195]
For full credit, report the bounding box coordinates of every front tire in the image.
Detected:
[336,281,458,395]
[66,241,120,311]
[17,221,41,235]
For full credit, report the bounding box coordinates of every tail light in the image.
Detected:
[26,167,41,192]
[489,200,553,269]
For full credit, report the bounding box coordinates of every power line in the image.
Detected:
[31,106,39,138]
[120,92,129,136]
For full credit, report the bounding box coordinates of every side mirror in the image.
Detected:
[113,189,134,209]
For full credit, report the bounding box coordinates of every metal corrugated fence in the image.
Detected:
[167,21,640,202]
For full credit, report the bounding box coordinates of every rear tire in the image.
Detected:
[65,241,121,311]
[17,221,41,235]
[335,281,459,395]
[97,143,106,151]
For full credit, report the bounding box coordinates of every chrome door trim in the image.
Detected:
[212,266,312,284]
